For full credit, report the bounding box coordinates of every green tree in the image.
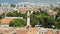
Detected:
[9,19,26,27]
[6,11,19,17]
[20,12,27,19]
[37,15,44,25]
[56,11,60,17]
[42,16,55,28]
[30,14,38,27]
[33,11,40,15]
[6,11,27,19]
[30,11,49,27]
[30,11,41,27]
[55,17,60,29]
[0,15,2,19]
[53,7,60,11]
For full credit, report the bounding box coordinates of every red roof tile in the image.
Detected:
[0,18,13,24]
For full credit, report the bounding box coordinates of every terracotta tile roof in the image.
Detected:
[1,27,60,34]
[0,18,13,24]
[46,30,52,34]
[27,27,39,34]
[15,30,28,34]
[0,29,14,34]
[16,7,37,12]
[14,27,39,34]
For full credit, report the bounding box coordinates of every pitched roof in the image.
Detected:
[27,27,39,34]
[16,7,37,12]
[0,18,13,24]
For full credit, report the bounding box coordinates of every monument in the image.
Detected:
[26,11,31,29]
[27,11,30,26]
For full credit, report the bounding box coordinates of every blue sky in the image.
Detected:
[0,0,60,3]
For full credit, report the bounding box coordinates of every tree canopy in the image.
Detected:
[9,19,27,27]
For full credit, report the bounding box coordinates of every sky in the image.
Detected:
[0,0,60,3]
